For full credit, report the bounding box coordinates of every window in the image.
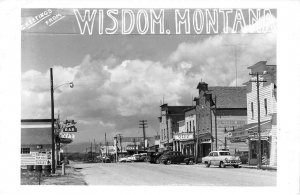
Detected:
[251,102,254,119]
[213,152,218,156]
[189,121,191,132]
[21,148,30,154]
[264,98,268,116]
[164,129,166,139]
[219,152,230,156]
[209,152,213,156]
[186,122,188,132]
[193,120,195,132]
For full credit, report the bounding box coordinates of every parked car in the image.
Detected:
[148,152,164,164]
[101,156,111,163]
[160,151,195,165]
[138,153,148,162]
[118,155,134,163]
[202,151,241,168]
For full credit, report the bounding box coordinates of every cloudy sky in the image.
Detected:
[21,8,276,144]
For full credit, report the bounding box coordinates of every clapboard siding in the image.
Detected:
[247,82,275,124]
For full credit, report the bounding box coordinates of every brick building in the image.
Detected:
[194,82,248,160]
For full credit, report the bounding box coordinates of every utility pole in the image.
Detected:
[209,94,213,152]
[105,133,107,156]
[90,142,93,160]
[249,72,266,169]
[50,68,56,173]
[224,127,227,149]
[119,135,122,154]
[139,120,148,151]
[214,95,218,150]
[133,138,137,154]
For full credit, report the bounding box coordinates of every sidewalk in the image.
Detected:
[21,165,87,185]
[240,164,277,171]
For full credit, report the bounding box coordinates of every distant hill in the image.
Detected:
[62,142,106,153]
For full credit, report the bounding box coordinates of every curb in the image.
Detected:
[241,165,277,171]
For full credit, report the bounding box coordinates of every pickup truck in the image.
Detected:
[202,151,241,168]
[160,151,195,165]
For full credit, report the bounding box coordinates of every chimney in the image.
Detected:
[197,82,208,93]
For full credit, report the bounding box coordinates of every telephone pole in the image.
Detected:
[249,72,267,169]
[50,68,56,173]
[105,133,108,156]
[214,95,218,150]
[139,120,148,151]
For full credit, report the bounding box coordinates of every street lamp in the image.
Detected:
[50,68,74,174]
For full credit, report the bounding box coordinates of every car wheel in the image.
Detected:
[220,162,225,168]
[205,162,210,167]
[189,159,194,165]
[166,159,171,165]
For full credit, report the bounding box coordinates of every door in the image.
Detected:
[212,152,219,165]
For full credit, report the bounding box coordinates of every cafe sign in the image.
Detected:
[174,133,194,141]
[63,120,77,132]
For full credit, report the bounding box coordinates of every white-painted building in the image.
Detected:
[244,61,277,166]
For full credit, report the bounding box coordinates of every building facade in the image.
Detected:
[245,61,277,166]
[228,61,277,166]
[194,82,248,161]
[158,104,192,151]
[173,107,196,156]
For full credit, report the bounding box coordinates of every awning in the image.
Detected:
[228,120,272,142]
[181,140,195,145]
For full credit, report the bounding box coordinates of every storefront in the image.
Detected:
[198,133,212,159]
[229,120,271,165]
[173,132,194,155]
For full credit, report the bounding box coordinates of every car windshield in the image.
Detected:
[219,152,230,156]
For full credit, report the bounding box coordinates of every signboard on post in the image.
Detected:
[63,120,77,132]
[21,152,52,166]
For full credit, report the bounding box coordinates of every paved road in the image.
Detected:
[72,162,276,186]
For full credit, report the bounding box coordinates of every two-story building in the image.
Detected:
[173,107,196,155]
[158,104,192,151]
[194,82,248,160]
[229,61,277,166]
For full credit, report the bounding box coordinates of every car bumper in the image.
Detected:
[224,162,242,166]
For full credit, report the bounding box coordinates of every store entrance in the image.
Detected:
[249,139,270,165]
[201,143,211,158]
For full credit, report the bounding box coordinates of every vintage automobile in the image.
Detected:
[148,152,164,164]
[118,155,134,163]
[160,151,195,165]
[202,151,241,168]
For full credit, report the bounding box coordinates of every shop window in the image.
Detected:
[186,122,189,132]
[193,120,195,131]
[264,98,268,116]
[250,141,257,159]
[21,148,30,154]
